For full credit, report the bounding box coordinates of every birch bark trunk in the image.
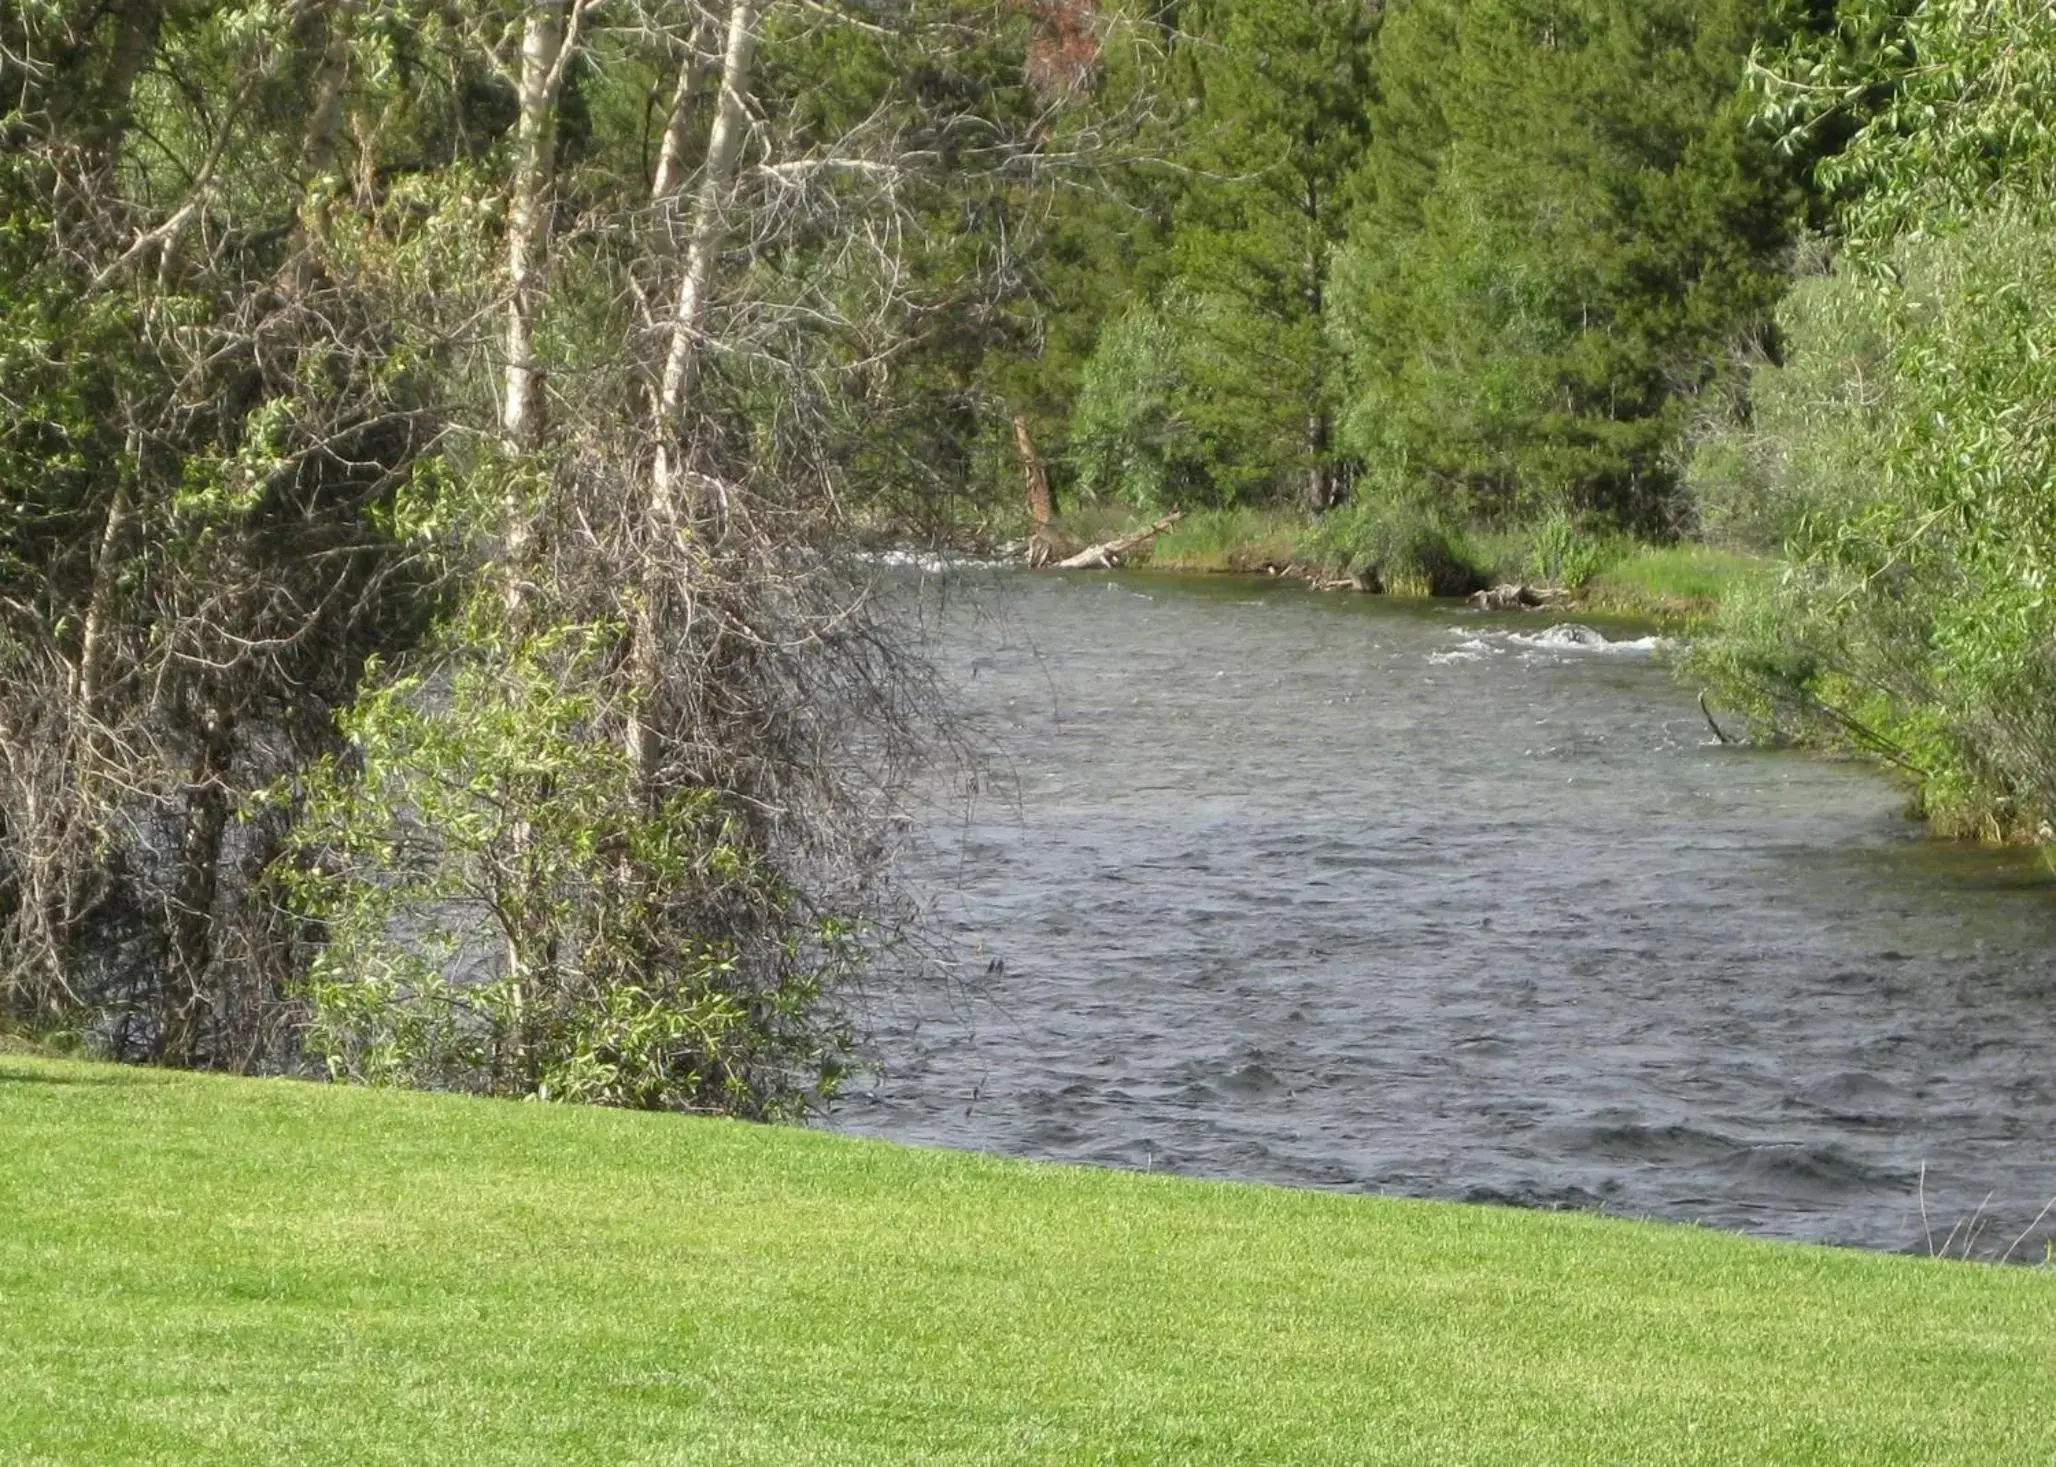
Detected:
[650,0,761,521]
[631,0,761,791]
[651,6,718,210]
[502,0,571,449]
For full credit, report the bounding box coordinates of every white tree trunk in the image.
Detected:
[650,0,761,521]
[502,0,570,450]
[651,5,718,209]
[630,1,761,789]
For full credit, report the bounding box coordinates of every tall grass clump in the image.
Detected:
[1521,510,1624,590]
[1147,508,1305,572]
[1311,491,1485,596]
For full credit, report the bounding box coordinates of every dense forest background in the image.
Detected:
[5,0,2054,1104]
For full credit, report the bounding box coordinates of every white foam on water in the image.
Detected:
[1426,637,1501,666]
[1498,623,1673,657]
[853,548,1004,574]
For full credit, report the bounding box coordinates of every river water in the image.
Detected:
[835,569,2056,1258]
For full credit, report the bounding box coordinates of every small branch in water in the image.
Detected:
[1700,691,1739,746]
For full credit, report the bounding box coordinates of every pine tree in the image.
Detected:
[1330,0,1800,529]
[1070,0,1374,512]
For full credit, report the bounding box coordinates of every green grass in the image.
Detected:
[1027,506,1765,628]
[1148,507,1306,572]
[1582,544,1769,626]
[2,1057,2051,1464]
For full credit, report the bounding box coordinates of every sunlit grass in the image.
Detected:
[1147,507,1307,571]
[2,1055,2051,1464]
[1586,543,1769,623]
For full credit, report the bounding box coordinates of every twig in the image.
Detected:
[1999,1194,2056,1266]
[1699,691,1738,746]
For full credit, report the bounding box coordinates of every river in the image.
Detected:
[834,568,2056,1259]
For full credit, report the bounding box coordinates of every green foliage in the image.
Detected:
[288,606,850,1118]
[1069,302,1205,510]
[1695,1,2056,839]
[1058,0,1373,514]
[1310,490,1484,596]
[1522,510,1623,590]
[1693,214,2056,836]
[1330,0,1802,528]
[1070,292,1293,510]
[1756,0,2056,250]
[1682,257,1893,552]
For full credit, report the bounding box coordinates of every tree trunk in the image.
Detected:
[631,0,760,792]
[651,6,718,210]
[160,707,234,1066]
[74,458,135,720]
[1303,408,1336,514]
[1013,411,1054,526]
[289,0,354,289]
[503,0,570,450]
[650,0,761,522]
[89,0,162,176]
[1053,512,1182,569]
[300,2,352,184]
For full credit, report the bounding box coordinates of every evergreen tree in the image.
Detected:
[1070,0,1374,512]
[1329,0,1800,529]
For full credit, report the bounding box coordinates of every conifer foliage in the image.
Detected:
[1329,0,1800,530]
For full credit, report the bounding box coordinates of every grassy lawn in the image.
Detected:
[1,1055,2049,1465]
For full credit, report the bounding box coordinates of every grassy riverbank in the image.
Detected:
[1580,544,1768,627]
[2,1054,2050,1465]
[1040,508,1764,627]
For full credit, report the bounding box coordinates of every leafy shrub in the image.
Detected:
[286,607,852,1118]
[1312,492,1484,596]
[1069,304,1207,512]
[1069,291,1313,512]
[1690,215,2056,838]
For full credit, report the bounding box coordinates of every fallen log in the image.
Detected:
[1023,525,1081,568]
[1053,512,1183,570]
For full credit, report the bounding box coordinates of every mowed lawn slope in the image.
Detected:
[1,1056,2049,1465]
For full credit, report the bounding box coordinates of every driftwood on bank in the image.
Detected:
[1044,512,1184,570]
[1469,582,1577,611]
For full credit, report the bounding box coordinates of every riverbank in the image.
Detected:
[3,1053,2049,1464]
[1021,507,1764,630]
